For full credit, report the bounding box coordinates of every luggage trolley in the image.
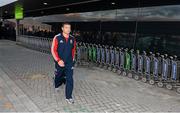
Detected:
[80,42,86,62]
[83,43,88,62]
[165,55,180,92]
[92,44,97,63]
[47,38,52,53]
[123,48,131,76]
[45,38,49,53]
[171,56,180,93]
[88,44,93,63]
[134,50,143,80]
[96,44,101,66]
[113,47,120,73]
[117,48,125,75]
[127,49,137,78]
[99,45,105,68]
[149,53,159,85]
[141,51,151,83]
[76,42,82,66]
[108,46,115,71]
[157,55,169,88]
[104,45,110,69]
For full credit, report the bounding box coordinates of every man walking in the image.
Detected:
[51,22,76,104]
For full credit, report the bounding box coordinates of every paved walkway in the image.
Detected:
[0,40,180,112]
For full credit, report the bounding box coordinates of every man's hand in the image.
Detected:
[58,60,65,67]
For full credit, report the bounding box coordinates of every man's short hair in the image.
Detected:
[62,22,71,27]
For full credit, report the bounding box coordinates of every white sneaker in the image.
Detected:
[65,98,74,104]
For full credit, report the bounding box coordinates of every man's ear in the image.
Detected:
[61,27,63,31]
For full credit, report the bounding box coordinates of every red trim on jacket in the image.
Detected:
[72,40,76,60]
[51,36,61,62]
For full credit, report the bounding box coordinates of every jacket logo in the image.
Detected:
[60,40,63,43]
[70,39,73,44]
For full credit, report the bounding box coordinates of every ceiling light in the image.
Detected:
[66,8,70,11]
[111,2,115,5]
[43,2,48,5]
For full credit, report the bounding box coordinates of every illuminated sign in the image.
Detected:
[15,3,23,19]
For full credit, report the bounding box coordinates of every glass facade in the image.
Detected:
[18,5,180,58]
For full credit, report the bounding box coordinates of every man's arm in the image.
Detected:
[72,39,76,61]
[51,36,61,62]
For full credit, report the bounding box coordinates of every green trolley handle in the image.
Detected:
[125,50,131,70]
[92,46,97,62]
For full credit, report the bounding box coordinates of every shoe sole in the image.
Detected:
[65,99,74,104]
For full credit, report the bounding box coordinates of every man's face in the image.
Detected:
[62,24,71,34]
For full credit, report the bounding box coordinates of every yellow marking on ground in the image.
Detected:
[30,74,47,80]
[0,95,4,100]
[3,102,13,109]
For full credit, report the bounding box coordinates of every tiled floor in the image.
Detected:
[0,40,180,112]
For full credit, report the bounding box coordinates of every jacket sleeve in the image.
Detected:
[72,39,76,60]
[51,36,61,62]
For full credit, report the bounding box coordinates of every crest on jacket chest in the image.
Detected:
[70,39,73,44]
[60,40,64,43]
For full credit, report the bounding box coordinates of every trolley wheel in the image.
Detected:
[134,75,139,80]
[176,88,180,94]
[99,64,102,68]
[112,68,116,73]
[101,65,103,68]
[122,71,126,76]
[157,81,164,88]
[106,66,109,69]
[76,62,79,65]
[149,79,155,85]
[128,73,133,78]
[166,84,173,90]
[117,70,121,75]
[108,67,112,71]
[142,77,147,83]
[93,62,97,66]
[104,66,107,69]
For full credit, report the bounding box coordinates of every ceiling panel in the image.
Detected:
[1,0,180,19]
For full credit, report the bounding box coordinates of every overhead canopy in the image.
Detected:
[0,0,17,7]
[1,0,180,19]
